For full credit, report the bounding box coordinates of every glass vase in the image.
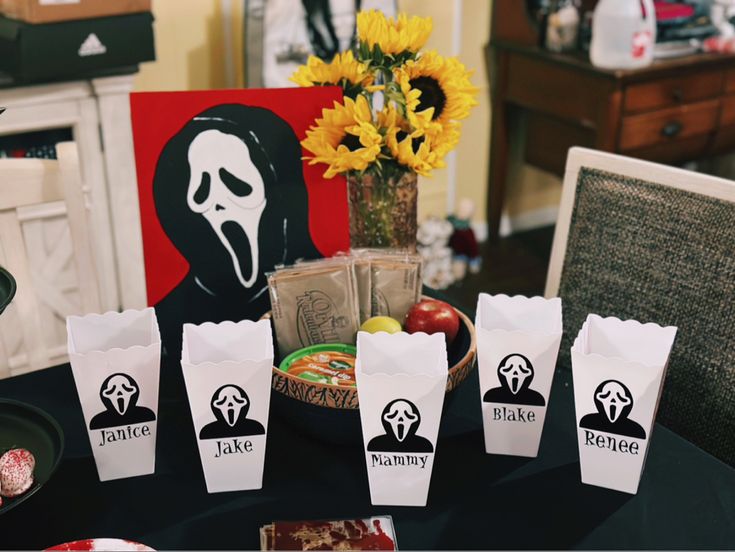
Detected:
[347,170,418,250]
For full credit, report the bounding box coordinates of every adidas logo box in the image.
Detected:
[0,11,154,82]
[0,0,151,24]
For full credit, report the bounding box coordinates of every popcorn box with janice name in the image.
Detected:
[66,308,161,481]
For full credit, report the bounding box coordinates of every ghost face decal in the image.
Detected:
[102,374,138,416]
[199,383,265,439]
[594,381,633,424]
[212,384,249,427]
[498,354,534,395]
[89,373,156,430]
[367,398,434,453]
[579,379,646,439]
[186,130,266,289]
[483,353,546,406]
[383,399,420,443]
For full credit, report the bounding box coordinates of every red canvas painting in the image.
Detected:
[130,87,349,354]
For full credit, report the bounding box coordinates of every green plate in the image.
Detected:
[0,266,16,316]
[0,399,64,515]
[279,343,357,373]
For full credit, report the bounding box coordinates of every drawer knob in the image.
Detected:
[672,88,684,102]
[662,121,683,138]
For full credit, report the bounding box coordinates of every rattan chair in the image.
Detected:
[546,148,735,466]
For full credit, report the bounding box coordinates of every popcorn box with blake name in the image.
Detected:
[66,308,160,482]
[181,319,273,493]
[475,294,562,458]
[356,331,448,507]
[571,314,677,494]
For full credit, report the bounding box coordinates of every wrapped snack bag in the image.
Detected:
[268,258,360,356]
[370,252,422,324]
[350,249,374,325]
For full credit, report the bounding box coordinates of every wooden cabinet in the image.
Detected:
[487,43,735,241]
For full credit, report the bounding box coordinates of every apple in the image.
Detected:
[360,316,402,334]
[405,299,460,344]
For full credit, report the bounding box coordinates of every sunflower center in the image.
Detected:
[410,76,446,120]
[340,133,362,151]
[396,131,425,154]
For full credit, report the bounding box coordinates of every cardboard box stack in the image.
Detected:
[0,0,155,82]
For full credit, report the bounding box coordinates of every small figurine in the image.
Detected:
[447,198,481,280]
[417,217,455,289]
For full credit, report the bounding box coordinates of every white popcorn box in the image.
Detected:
[571,314,677,494]
[66,308,161,482]
[355,331,448,507]
[181,319,273,493]
[475,294,563,458]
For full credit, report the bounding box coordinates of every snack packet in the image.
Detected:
[268,258,360,356]
[369,252,422,324]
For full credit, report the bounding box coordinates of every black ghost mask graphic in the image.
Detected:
[483,353,546,406]
[152,104,321,363]
[89,373,156,430]
[579,380,646,439]
[367,398,434,453]
[199,384,265,439]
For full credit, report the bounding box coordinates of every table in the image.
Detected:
[1,360,734,550]
[486,42,735,241]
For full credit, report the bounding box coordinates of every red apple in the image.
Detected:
[405,299,460,344]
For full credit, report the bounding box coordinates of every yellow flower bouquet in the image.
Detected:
[292,10,478,248]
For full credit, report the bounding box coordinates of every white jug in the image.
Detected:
[590,0,656,70]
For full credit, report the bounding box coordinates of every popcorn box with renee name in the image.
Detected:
[571,314,677,494]
[66,308,160,482]
[181,319,273,494]
[475,293,562,458]
[356,331,448,507]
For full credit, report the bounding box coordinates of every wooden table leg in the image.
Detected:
[486,49,510,242]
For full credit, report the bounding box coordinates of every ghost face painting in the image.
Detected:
[152,104,320,359]
[186,129,267,289]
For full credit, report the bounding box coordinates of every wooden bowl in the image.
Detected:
[266,304,476,409]
[263,300,476,444]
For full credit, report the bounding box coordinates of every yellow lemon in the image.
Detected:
[360,316,402,334]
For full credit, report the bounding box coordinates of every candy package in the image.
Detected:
[268,258,360,356]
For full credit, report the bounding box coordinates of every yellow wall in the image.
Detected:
[135,0,227,91]
[134,0,494,228]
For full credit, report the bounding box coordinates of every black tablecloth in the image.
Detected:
[0,360,734,550]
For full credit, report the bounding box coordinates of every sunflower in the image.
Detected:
[357,10,432,57]
[302,95,382,178]
[291,51,376,95]
[394,50,478,134]
[379,106,449,177]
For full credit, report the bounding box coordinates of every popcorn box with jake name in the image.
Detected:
[475,294,563,458]
[356,331,448,507]
[66,308,160,482]
[181,319,274,493]
[571,314,677,494]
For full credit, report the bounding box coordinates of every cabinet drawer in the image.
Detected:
[619,100,720,151]
[623,72,723,113]
[725,69,735,94]
[721,95,735,126]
